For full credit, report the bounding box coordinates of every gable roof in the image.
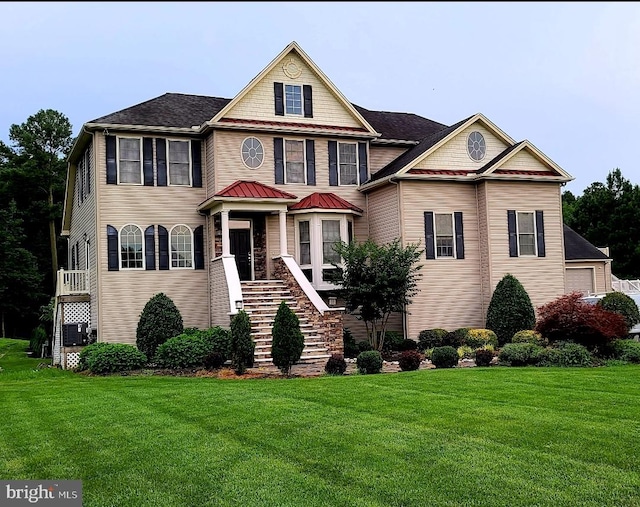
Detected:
[563,225,610,261]
[289,192,363,213]
[215,180,297,199]
[352,104,446,142]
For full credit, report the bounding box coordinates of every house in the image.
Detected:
[54,41,595,368]
[563,224,612,295]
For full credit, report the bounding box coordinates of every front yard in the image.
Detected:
[1,338,639,506]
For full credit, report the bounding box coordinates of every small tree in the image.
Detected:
[486,274,535,346]
[136,293,183,359]
[271,301,304,376]
[332,238,423,351]
[230,310,254,375]
[598,292,640,332]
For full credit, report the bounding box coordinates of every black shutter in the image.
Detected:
[508,210,518,257]
[158,225,169,270]
[358,142,368,185]
[107,225,119,271]
[71,242,76,270]
[454,212,465,259]
[145,225,155,270]
[306,140,316,186]
[191,140,202,188]
[78,161,83,204]
[143,137,154,186]
[424,212,435,260]
[76,243,80,269]
[194,225,204,270]
[328,141,338,186]
[86,150,91,194]
[274,82,284,116]
[106,136,117,184]
[156,138,167,186]
[303,85,313,118]
[536,210,546,257]
[274,138,284,184]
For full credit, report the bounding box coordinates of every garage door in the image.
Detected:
[566,268,594,295]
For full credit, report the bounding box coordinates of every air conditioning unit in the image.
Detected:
[62,322,89,347]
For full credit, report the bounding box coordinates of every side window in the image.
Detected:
[338,143,358,185]
[168,140,191,186]
[120,224,144,269]
[285,140,305,184]
[517,212,536,256]
[285,84,302,115]
[170,225,193,268]
[118,138,142,184]
[435,214,454,258]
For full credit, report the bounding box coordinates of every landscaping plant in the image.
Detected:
[398,350,422,371]
[486,274,535,345]
[136,293,183,359]
[230,310,255,375]
[356,350,383,374]
[431,346,458,368]
[417,328,448,351]
[474,348,494,367]
[324,354,347,375]
[271,301,304,376]
[598,292,640,332]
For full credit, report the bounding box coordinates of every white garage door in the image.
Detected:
[566,268,594,295]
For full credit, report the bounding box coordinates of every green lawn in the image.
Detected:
[1,338,640,506]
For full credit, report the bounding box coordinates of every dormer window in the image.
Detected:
[285,85,302,115]
[274,82,313,118]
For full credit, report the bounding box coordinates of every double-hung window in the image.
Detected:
[118,138,142,184]
[285,84,302,115]
[170,225,193,268]
[338,143,358,185]
[120,224,144,269]
[517,212,536,256]
[298,220,312,281]
[285,140,305,183]
[168,140,191,186]
[435,214,454,258]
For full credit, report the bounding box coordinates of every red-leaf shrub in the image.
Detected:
[535,292,628,351]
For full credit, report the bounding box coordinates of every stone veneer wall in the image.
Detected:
[252,215,267,280]
[273,257,344,356]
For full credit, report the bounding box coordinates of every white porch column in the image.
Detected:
[279,210,288,256]
[221,210,231,256]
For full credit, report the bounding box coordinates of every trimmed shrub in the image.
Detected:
[457,345,474,359]
[398,339,418,351]
[498,342,543,366]
[599,292,640,332]
[357,341,374,353]
[431,346,459,368]
[343,328,358,358]
[537,342,593,367]
[203,351,225,370]
[443,328,470,348]
[417,328,448,351]
[612,339,640,363]
[512,330,547,347]
[154,334,212,369]
[325,354,347,375]
[136,293,183,359]
[536,292,628,351]
[271,301,304,376]
[486,274,535,346]
[77,342,112,371]
[356,350,383,374]
[398,350,422,371]
[465,329,499,349]
[381,331,404,352]
[200,326,231,360]
[230,310,255,375]
[29,325,47,358]
[183,327,200,336]
[85,344,147,374]
[474,348,494,367]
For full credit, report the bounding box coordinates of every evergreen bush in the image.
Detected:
[343,328,359,358]
[136,293,183,359]
[154,334,211,369]
[486,274,535,346]
[230,310,255,375]
[356,350,383,374]
[85,344,147,374]
[324,354,347,375]
[465,329,499,349]
[417,328,448,351]
[498,342,543,366]
[598,292,640,332]
[271,301,304,376]
[612,339,640,363]
[29,325,47,358]
[431,346,458,368]
[512,330,547,346]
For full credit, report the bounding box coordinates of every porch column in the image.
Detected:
[221,210,230,256]
[279,210,288,256]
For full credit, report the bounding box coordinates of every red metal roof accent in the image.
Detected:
[290,192,363,213]
[215,180,297,199]
[408,168,472,176]
[219,117,369,133]
[493,169,557,176]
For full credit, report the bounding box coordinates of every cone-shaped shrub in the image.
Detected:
[136,293,183,359]
[271,301,305,376]
[486,274,535,346]
[230,310,254,375]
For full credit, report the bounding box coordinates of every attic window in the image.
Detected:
[467,131,486,162]
[285,85,302,115]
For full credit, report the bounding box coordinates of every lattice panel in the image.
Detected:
[63,302,91,328]
[66,352,80,370]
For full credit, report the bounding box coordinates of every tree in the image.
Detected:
[136,293,183,359]
[271,301,304,376]
[230,310,255,375]
[332,238,423,351]
[485,274,535,346]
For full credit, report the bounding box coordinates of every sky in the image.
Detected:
[1,1,639,195]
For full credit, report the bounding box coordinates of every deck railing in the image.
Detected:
[56,269,89,296]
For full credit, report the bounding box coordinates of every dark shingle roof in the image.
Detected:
[369,116,472,182]
[476,141,524,174]
[90,93,232,128]
[563,225,610,260]
[352,104,446,141]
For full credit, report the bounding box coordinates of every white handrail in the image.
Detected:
[56,269,89,296]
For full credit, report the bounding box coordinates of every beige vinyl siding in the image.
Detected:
[400,180,484,339]
[367,184,400,245]
[343,311,403,342]
[415,123,509,171]
[95,134,209,344]
[205,132,215,199]
[485,181,565,313]
[565,261,611,294]
[499,149,554,172]
[369,146,407,175]
[224,52,362,128]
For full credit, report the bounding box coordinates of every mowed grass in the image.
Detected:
[1,339,640,506]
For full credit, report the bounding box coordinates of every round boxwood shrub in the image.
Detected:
[136,293,184,359]
[418,328,448,351]
[598,292,640,332]
[498,342,543,366]
[398,350,422,371]
[443,328,470,348]
[357,350,383,374]
[465,329,499,349]
[431,346,459,368]
[154,334,212,369]
[537,342,593,367]
[512,330,547,347]
[86,344,147,374]
[486,274,535,346]
[612,339,640,363]
[474,348,494,367]
[343,328,359,358]
[325,354,347,375]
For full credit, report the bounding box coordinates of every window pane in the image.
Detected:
[299,221,310,242]
[119,138,140,161]
[435,214,453,235]
[518,212,534,233]
[119,138,141,184]
[171,225,193,268]
[519,234,536,255]
[299,221,311,265]
[169,141,190,185]
[285,140,305,183]
[285,84,302,115]
[322,220,341,264]
[120,225,143,269]
[339,143,357,185]
[436,238,454,257]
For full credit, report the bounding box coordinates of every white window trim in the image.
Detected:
[116,136,143,185]
[516,211,538,257]
[433,212,456,260]
[167,138,193,187]
[296,219,312,271]
[284,138,306,184]
[284,84,303,116]
[337,141,359,186]
[240,137,265,170]
[119,223,145,270]
[169,224,194,270]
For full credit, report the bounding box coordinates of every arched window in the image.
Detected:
[170,225,193,268]
[120,225,144,269]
